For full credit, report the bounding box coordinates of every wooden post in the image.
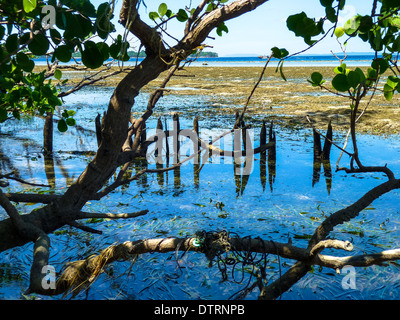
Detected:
[268,121,276,192]
[322,120,332,161]
[193,116,200,153]
[95,113,102,148]
[43,112,53,156]
[260,120,267,191]
[173,113,180,164]
[313,128,322,161]
[193,117,200,187]
[155,117,163,162]
[172,113,181,188]
[268,121,276,163]
[155,117,164,186]
[140,121,148,157]
[164,117,170,166]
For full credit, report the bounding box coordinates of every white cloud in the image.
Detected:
[337,5,357,26]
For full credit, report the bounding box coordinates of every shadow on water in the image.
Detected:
[1,85,400,300]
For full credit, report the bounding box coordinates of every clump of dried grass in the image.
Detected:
[57,243,130,298]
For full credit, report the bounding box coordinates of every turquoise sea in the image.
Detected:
[34,52,378,67]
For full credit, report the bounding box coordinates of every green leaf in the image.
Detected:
[384,84,394,101]
[47,94,62,107]
[66,117,76,126]
[216,22,228,36]
[371,58,389,74]
[387,75,400,88]
[63,13,93,40]
[54,45,72,62]
[334,63,347,74]
[149,11,159,21]
[332,73,350,92]
[382,0,400,9]
[354,67,366,83]
[347,70,361,88]
[0,108,7,122]
[271,47,281,59]
[0,25,5,41]
[41,86,53,98]
[366,67,377,81]
[206,2,216,12]
[344,15,361,36]
[325,6,337,23]
[5,34,19,53]
[97,42,110,61]
[16,52,34,72]
[63,0,96,17]
[271,47,288,59]
[54,69,62,80]
[110,38,129,61]
[158,3,168,17]
[359,15,373,33]
[50,29,62,45]
[165,9,173,18]
[176,9,188,22]
[320,0,333,7]
[334,26,345,38]
[66,110,76,117]
[95,3,115,39]
[57,119,68,132]
[311,72,323,85]
[23,0,37,13]
[81,41,104,69]
[28,33,49,56]
[287,12,323,44]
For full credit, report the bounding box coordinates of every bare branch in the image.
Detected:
[309,239,353,256]
[67,221,102,234]
[75,210,149,220]
[0,172,51,188]
[4,192,61,204]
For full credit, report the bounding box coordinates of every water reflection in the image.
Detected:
[2,86,400,300]
[312,122,333,194]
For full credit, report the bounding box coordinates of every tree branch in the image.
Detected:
[120,0,165,55]
[180,0,269,51]
[75,210,149,220]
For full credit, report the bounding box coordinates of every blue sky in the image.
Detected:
[95,0,377,56]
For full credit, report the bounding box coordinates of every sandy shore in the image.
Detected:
[39,65,400,135]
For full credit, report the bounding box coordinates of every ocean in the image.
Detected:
[34,53,378,68]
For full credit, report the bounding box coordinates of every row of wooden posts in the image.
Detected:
[123,112,278,195]
[121,113,334,196]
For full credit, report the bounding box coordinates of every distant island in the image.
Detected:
[191,51,218,58]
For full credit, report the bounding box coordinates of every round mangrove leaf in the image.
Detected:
[347,70,361,88]
[16,52,34,72]
[311,72,323,85]
[28,32,49,56]
[81,41,103,69]
[54,45,72,62]
[332,73,350,92]
[57,119,68,132]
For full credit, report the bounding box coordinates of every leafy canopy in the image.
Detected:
[0,0,128,128]
[283,0,400,102]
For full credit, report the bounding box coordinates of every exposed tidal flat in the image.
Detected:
[48,65,400,135]
[0,64,397,300]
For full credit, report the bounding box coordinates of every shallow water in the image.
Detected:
[0,85,400,300]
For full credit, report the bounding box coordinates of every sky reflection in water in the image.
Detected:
[0,85,400,300]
